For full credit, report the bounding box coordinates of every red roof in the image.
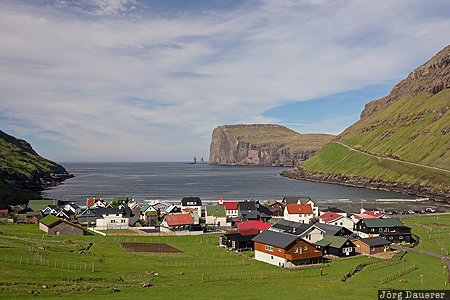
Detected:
[236,220,270,232]
[165,214,194,226]
[286,204,313,214]
[218,201,239,210]
[218,195,224,201]
[87,197,102,206]
[319,211,342,223]
[0,209,8,213]
[226,228,259,236]
[355,211,383,219]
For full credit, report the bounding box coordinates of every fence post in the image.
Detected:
[202,274,204,282]
[92,262,95,272]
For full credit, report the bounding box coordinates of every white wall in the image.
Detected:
[255,250,287,267]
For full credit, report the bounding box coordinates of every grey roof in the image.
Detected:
[313,223,346,236]
[95,207,132,218]
[238,201,257,211]
[252,230,298,248]
[321,207,346,214]
[271,219,311,235]
[359,237,391,246]
[223,233,257,242]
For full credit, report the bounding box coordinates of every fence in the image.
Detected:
[380,264,417,284]
[369,256,403,271]
[2,254,95,272]
[161,259,246,267]
[202,267,323,282]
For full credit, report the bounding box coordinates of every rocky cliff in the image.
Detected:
[209,124,334,166]
[282,45,450,202]
[0,129,73,207]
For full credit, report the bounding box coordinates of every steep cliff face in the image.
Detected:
[209,124,334,166]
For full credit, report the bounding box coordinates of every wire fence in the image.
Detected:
[380,264,417,284]
[369,256,404,271]
[2,254,95,272]
[161,259,246,267]
[202,267,323,282]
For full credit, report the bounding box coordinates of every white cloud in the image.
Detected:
[0,0,449,161]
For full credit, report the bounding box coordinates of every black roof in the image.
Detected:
[252,230,298,248]
[359,237,391,246]
[223,233,257,242]
[271,219,311,235]
[238,200,257,211]
[181,197,202,206]
[95,207,132,218]
[321,207,346,214]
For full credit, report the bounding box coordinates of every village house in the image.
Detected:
[160,214,198,233]
[205,206,227,227]
[352,237,391,255]
[353,209,385,222]
[269,220,325,243]
[238,200,271,222]
[63,203,81,215]
[319,211,354,231]
[320,207,347,216]
[182,207,200,225]
[313,222,355,237]
[181,197,202,216]
[87,197,107,208]
[265,200,284,217]
[218,196,239,218]
[26,211,43,223]
[42,205,61,215]
[95,207,131,230]
[314,235,356,257]
[283,204,314,224]
[283,196,319,217]
[28,199,61,212]
[0,209,8,219]
[39,215,85,236]
[252,230,322,268]
[76,208,97,226]
[354,218,412,243]
[235,220,270,233]
[220,231,257,251]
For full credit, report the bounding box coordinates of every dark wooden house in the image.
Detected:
[355,218,411,243]
[314,235,356,257]
[220,232,257,251]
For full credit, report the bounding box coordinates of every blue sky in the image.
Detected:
[0,0,449,161]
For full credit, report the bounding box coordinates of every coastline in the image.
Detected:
[280,167,450,204]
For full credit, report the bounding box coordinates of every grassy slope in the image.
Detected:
[227,125,334,151]
[340,89,449,170]
[0,130,60,178]
[0,219,448,299]
[300,142,449,191]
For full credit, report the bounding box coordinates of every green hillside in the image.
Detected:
[339,89,449,170]
[0,130,72,208]
[289,46,450,201]
[227,124,334,150]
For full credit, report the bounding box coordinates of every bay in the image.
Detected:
[41,162,422,209]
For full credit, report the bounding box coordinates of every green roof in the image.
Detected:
[298,197,318,206]
[265,200,277,205]
[206,206,226,217]
[39,215,62,227]
[140,204,151,212]
[26,211,42,217]
[315,235,349,248]
[114,196,132,201]
[28,199,59,211]
[362,218,404,228]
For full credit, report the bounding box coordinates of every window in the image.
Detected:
[111,220,116,223]
[294,247,298,253]
[116,214,119,216]
[371,228,375,232]
[278,248,282,252]
[379,228,382,232]
[271,256,273,259]
[399,236,403,240]
[304,246,308,251]
[265,245,273,252]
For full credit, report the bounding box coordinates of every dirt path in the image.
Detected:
[336,141,450,173]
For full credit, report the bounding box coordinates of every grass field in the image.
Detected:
[0,217,449,299]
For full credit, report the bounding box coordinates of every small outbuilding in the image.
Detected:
[39,215,86,235]
[352,237,391,255]
[314,235,356,257]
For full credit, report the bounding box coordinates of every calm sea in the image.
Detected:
[40,162,432,210]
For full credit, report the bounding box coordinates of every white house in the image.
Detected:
[95,207,130,230]
[319,212,354,231]
[283,204,314,224]
[181,197,202,217]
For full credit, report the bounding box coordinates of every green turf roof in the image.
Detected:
[206,205,226,217]
[39,214,61,227]
[362,218,404,227]
[315,235,349,248]
[298,197,318,206]
[114,196,132,202]
[28,199,58,211]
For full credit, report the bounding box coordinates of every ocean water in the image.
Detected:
[41,162,424,210]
